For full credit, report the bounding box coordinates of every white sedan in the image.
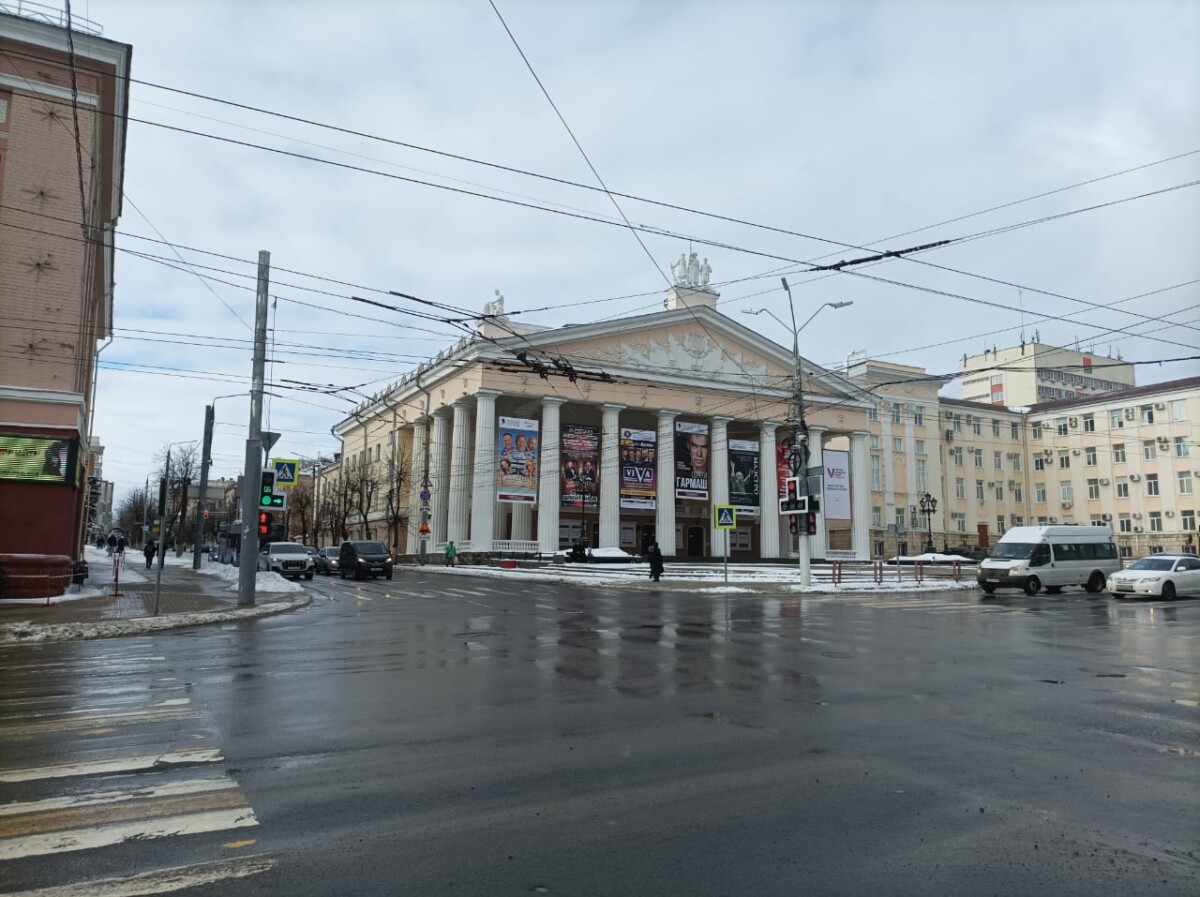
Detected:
[1107,554,1200,600]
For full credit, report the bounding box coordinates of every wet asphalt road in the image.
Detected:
[1,572,1197,896]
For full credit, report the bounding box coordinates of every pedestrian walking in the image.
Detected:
[648,542,664,582]
[106,533,117,557]
[116,535,127,556]
[143,539,157,570]
[444,540,457,567]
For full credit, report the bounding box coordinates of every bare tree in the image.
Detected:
[382,446,411,553]
[346,461,381,541]
[116,487,149,545]
[287,479,315,544]
[318,474,355,544]
[152,442,199,553]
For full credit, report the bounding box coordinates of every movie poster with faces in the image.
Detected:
[496,417,539,503]
[560,424,599,509]
[729,438,760,516]
[619,428,657,510]
[674,421,709,501]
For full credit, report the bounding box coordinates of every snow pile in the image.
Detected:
[885,553,977,565]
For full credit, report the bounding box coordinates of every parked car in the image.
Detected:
[303,545,324,573]
[339,540,393,580]
[976,525,1120,596]
[258,542,315,580]
[1108,553,1200,600]
[319,546,340,575]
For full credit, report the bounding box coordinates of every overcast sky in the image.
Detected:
[73,0,1199,502]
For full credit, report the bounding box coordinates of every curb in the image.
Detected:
[0,593,314,646]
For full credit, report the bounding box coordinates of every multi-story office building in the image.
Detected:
[960,342,1134,406]
[0,9,131,558]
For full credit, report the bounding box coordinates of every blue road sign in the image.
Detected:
[714,505,736,529]
[272,459,299,486]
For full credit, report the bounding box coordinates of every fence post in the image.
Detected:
[914,561,924,583]
[873,561,882,584]
[952,561,962,582]
[833,561,842,584]
[112,553,123,597]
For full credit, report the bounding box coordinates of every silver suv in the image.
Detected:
[257,542,315,580]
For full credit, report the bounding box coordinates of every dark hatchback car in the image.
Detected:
[339,540,393,580]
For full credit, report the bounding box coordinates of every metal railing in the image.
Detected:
[0,1,104,34]
[492,540,539,555]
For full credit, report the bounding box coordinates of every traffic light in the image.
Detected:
[258,511,272,536]
[804,512,818,536]
[259,470,285,509]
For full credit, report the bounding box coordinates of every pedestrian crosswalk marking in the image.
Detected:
[1,707,200,737]
[0,777,235,817]
[0,748,223,783]
[0,855,276,895]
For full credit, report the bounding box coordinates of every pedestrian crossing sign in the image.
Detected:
[714,505,736,529]
[272,458,299,486]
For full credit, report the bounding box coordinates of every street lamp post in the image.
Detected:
[743,294,853,586]
[919,492,938,554]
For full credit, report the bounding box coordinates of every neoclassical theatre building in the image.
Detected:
[325,272,876,561]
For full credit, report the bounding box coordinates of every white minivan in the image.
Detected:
[977,525,1121,596]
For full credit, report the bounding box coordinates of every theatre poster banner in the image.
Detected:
[497,416,539,503]
[561,424,599,509]
[619,428,656,510]
[674,421,709,501]
[729,438,759,517]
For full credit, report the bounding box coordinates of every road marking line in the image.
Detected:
[0,777,236,816]
[0,749,223,783]
[223,838,257,848]
[0,708,200,737]
[0,854,277,896]
[0,807,259,860]
[0,790,249,838]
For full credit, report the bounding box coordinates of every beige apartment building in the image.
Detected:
[960,342,1134,406]
[0,8,130,558]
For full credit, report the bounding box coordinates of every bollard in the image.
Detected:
[873,561,883,584]
[111,553,124,597]
[914,561,924,583]
[832,561,842,584]
[952,561,962,582]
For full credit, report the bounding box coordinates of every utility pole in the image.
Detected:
[191,404,215,570]
[237,250,271,607]
[781,277,812,588]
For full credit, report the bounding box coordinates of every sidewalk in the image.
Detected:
[0,548,312,645]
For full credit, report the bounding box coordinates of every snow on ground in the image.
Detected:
[82,546,302,593]
[0,585,109,606]
[886,553,977,564]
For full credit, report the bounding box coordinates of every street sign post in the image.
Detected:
[714,505,736,584]
[273,458,299,486]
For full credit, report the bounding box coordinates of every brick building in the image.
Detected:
[0,9,131,558]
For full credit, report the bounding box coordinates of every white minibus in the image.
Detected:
[977,525,1121,596]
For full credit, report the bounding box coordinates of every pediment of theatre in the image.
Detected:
[493,309,856,401]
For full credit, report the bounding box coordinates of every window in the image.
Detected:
[895,508,906,527]
[1034,457,1046,471]
[953,414,962,433]
[870,455,881,490]
[869,404,879,422]
[1149,512,1163,533]
[1140,405,1154,424]
[1013,484,1023,503]
[1116,477,1129,499]
[1087,479,1100,500]
[1143,440,1156,460]
[976,480,985,501]
[1035,482,1046,503]
[996,515,1006,534]
[1012,515,1024,527]
[1032,422,1043,439]
[953,447,963,466]
[972,417,982,436]
[1120,544,1133,559]
[1037,516,1049,526]
[1118,513,1132,533]
[975,451,984,469]
[374,445,381,462]
[892,437,903,453]
[1058,450,1070,469]
[957,518,966,533]
[1171,399,1186,421]
[1085,446,1097,466]
[1056,417,1069,436]
[994,451,1003,470]
[892,403,902,424]
[872,506,883,528]
[991,419,1001,437]
[1012,455,1021,472]
[1082,413,1095,433]
[994,483,1004,501]
[916,459,927,492]
[1146,474,1160,496]
[914,407,924,427]
[1110,409,1124,430]
[870,435,880,450]
[955,477,965,499]
[915,439,926,454]
[1176,436,1190,458]
[1010,422,1019,439]
[1060,481,1074,503]
[1180,472,1194,495]
[1183,511,1196,532]
[1113,443,1126,463]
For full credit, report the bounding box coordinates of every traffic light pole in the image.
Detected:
[237,250,271,607]
[781,277,812,589]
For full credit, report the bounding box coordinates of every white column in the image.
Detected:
[599,403,624,549]
[851,431,871,560]
[511,504,531,541]
[537,397,567,555]
[494,502,508,541]
[470,390,501,552]
[431,411,450,546]
[656,410,679,556]
[447,403,472,545]
[808,425,828,560]
[406,420,427,553]
[759,421,781,559]
[709,416,732,556]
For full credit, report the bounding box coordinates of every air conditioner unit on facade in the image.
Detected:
[1129,474,1141,481]
[943,411,953,419]
[1044,448,1054,457]
[1154,402,1166,410]
[987,482,995,488]
[1124,407,1136,419]
[1133,512,1143,519]
[1166,510,1175,517]
[1062,502,1073,509]
[1134,526,1143,533]
[1101,513,1112,522]
[1069,417,1078,428]
[1050,517,1058,523]
[1072,449,1081,456]
[1099,478,1110,485]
